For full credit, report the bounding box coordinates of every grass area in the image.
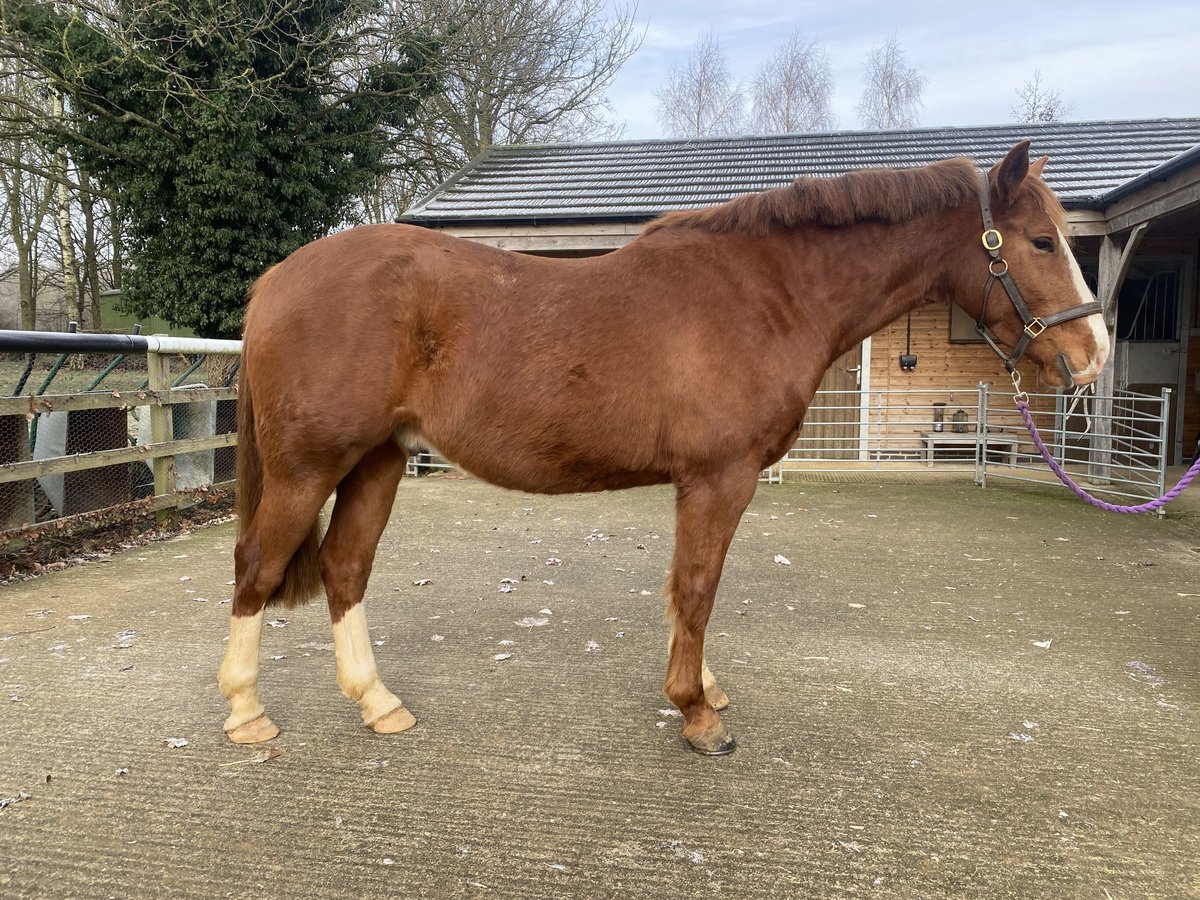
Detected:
[0,353,237,395]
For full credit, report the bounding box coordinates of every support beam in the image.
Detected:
[147,351,177,522]
[1089,224,1149,483]
[1104,168,1200,234]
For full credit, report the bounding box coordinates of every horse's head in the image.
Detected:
[969,141,1108,389]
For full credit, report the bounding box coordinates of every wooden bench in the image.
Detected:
[922,432,1019,466]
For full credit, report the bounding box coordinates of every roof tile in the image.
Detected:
[403,119,1200,225]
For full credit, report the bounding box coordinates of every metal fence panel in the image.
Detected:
[769,386,1169,505]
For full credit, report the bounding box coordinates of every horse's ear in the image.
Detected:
[989,140,1032,206]
[1029,155,1048,179]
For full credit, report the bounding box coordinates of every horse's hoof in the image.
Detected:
[225,714,279,744]
[705,684,730,711]
[685,726,737,756]
[369,705,417,734]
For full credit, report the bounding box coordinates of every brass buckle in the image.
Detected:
[982,229,1003,251]
[1024,318,1046,338]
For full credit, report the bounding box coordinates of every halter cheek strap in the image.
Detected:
[973,171,1103,373]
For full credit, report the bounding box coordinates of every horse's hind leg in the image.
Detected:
[220,474,334,743]
[320,441,415,734]
[665,465,759,755]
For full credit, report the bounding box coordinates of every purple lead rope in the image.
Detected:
[1016,399,1200,514]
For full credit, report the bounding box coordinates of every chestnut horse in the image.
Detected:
[219,142,1107,754]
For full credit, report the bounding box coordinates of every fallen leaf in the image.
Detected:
[493,652,512,661]
[1032,639,1053,649]
[0,791,32,809]
[774,554,791,566]
[161,737,189,749]
[219,749,282,767]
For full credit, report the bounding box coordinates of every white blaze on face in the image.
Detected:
[1059,227,1109,377]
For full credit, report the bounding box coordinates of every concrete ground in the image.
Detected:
[1,475,1198,898]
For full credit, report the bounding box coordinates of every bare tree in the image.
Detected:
[750,29,835,134]
[357,0,640,223]
[654,32,745,139]
[855,32,926,130]
[0,61,56,329]
[1011,69,1073,123]
[51,91,80,326]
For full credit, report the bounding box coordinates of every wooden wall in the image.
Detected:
[869,302,1062,395]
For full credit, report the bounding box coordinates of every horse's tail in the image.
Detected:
[237,275,324,609]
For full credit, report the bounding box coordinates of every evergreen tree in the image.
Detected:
[4,1,441,337]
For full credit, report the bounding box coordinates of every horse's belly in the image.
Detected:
[400,424,669,495]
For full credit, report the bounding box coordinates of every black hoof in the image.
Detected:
[686,730,737,756]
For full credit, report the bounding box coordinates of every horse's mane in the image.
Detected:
[643,157,1067,237]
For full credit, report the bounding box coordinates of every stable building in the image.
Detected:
[401,119,1200,465]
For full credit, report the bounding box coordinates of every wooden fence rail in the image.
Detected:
[0,332,243,542]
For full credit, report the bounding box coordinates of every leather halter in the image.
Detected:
[972,171,1102,373]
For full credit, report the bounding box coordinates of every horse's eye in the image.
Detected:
[1032,237,1055,253]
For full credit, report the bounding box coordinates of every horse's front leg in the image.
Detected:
[665,464,759,755]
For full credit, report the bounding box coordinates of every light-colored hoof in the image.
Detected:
[225,714,280,745]
[369,705,417,734]
[705,683,730,711]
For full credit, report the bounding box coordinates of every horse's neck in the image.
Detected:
[773,212,967,351]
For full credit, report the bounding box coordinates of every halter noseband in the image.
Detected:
[972,171,1102,374]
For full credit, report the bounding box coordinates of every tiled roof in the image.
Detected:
[402,118,1200,226]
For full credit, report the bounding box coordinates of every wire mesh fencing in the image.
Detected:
[0,346,240,537]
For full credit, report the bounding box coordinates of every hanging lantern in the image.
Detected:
[952,409,969,433]
[932,402,946,433]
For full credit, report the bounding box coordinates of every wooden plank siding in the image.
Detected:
[866,303,1059,446]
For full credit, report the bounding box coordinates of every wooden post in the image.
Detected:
[1090,224,1148,483]
[147,349,176,522]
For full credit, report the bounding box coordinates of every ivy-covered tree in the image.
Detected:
[2,0,441,337]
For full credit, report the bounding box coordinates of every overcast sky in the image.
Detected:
[606,0,1200,138]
